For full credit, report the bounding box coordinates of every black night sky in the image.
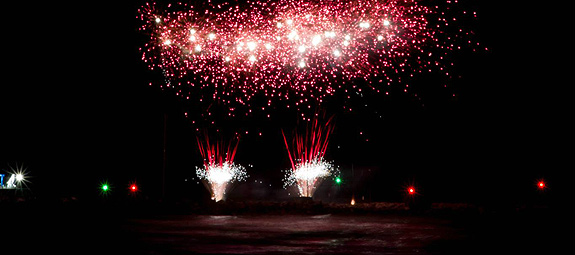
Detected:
[1,0,573,209]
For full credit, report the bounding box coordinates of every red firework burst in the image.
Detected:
[138,0,482,119]
[282,114,336,197]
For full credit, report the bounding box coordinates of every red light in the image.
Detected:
[537,181,545,189]
[408,187,415,194]
[130,184,138,192]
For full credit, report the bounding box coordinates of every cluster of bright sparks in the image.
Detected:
[284,158,336,197]
[195,136,248,201]
[282,115,336,197]
[139,0,481,118]
[196,161,248,201]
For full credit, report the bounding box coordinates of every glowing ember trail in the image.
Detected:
[138,0,483,118]
[195,135,248,201]
[282,115,337,197]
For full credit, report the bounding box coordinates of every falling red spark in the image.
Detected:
[197,133,241,169]
[282,115,335,171]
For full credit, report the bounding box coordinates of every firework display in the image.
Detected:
[195,135,248,201]
[138,0,481,117]
[282,115,337,197]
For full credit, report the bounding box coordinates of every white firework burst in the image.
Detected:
[196,161,248,202]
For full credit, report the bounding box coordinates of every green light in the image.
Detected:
[335,177,342,184]
[99,181,111,196]
[101,183,110,193]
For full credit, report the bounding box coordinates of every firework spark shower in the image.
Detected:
[282,115,337,197]
[138,0,482,118]
[195,135,248,201]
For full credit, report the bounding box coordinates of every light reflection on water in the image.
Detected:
[125,214,462,254]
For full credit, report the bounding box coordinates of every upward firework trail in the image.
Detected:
[138,0,483,118]
[196,135,248,201]
[283,115,337,197]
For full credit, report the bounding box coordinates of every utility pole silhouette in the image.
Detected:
[162,113,167,199]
